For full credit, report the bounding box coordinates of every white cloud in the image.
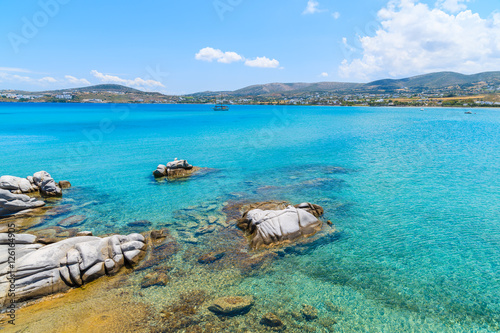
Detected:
[436,0,469,13]
[332,11,340,19]
[339,0,500,81]
[39,76,57,83]
[303,0,323,14]
[0,67,31,73]
[244,57,280,68]
[195,47,243,63]
[90,70,164,88]
[320,72,329,77]
[64,75,91,85]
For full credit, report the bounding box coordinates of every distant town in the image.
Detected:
[2,71,500,107]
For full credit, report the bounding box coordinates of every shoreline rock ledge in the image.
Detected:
[153,158,201,179]
[0,232,146,307]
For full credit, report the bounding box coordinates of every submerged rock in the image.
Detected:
[208,295,254,316]
[197,251,225,264]
[261,312,285,329]
[237,202,324,249]
[0,232,146,307]
[0,189,46,217]
[301,304,318,321]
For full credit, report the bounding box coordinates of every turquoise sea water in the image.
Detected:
[1,103,500,331]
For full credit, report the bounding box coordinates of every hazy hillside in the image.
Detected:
[365,71,500,91]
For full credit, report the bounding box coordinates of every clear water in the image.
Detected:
[1,103,499,332]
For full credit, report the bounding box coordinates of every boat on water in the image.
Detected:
[213,94,229,111]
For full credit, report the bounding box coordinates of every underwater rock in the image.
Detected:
[58,180,72,189]
[58,215,87,227]
[208,296,254,316]
[197,251,225,264]
[301,304,318,321]
[127,220,152,228]
[140,269,170,288]
[0,189,46,217]
[237,202,324,249]
[0,232,147,307]
[260,312,285,329]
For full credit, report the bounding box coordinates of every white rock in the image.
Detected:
[244,206,322,249]
[33,171,51,187]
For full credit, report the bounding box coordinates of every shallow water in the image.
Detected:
[1,103,500,332]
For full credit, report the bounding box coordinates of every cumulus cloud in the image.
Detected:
[195,47,243,63]
[436,0,469,13]
[332,11,340,19]
[320,72,329,77]
[65,75,91,85]
[90,70,164,88]
[244,57,280,68]
[195,47,280,69]
[39,77,57,83]
[339,0,500,81]
[303,0,323,14]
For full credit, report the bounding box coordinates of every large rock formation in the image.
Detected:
[0,233,146,307]
[0,171,69,197]
[237,202,324,249]
[0,189,46,217]
[153,158,200,179]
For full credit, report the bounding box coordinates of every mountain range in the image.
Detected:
[2,71,500,98]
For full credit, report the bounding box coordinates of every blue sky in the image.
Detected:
[0,0,499,94]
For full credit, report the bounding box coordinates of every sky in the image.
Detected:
[0,0,499,94]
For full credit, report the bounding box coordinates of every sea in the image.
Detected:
[1,103,499,332]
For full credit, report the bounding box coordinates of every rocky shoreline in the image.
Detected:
[0,171,71,218]
[0,163,344,332]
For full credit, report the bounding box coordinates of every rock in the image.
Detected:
[166,158,192,170]
[0,232,147,306]
[40,178,62,197]
[0,189,45,217]
[127,220,152,228]
[260,313,285,329]
[123,249,144,265]
[208,296,254,316]
[197,251,225,264]
[76,231,93,237]
[153,159,202,180]
[58,180,72,189]
[0,233,37,244]
[153,164,167,178]
[140,271,169,288]
[82,262,106,283]
[150,229,167,240]
[58,215,87,227]
[294,202,324,218]
[32,171,51,187]
[301,304,318,321]
[0,176,33,193]
[238,203,324,249]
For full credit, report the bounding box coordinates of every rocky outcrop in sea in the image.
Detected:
[236,201,325,249]
[0,171,71,217]
[153,158,201,179]
[0,232,146,307]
